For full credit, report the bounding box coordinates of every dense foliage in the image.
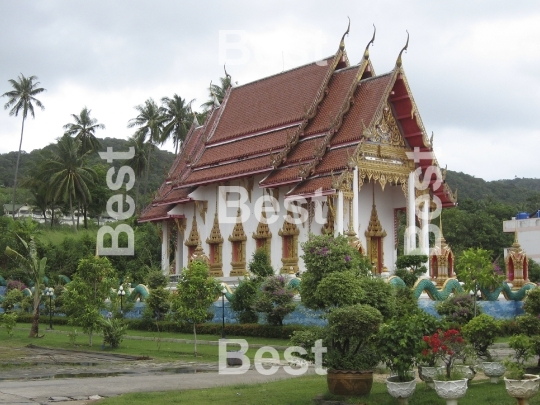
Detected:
[253,275,296,326]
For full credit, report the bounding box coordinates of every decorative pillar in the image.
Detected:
[421,199,429,256]
[175,228,182,274]
[335,190,344,236]
[407,171,417,253]
[161,220,170,275]
[353,167,359,234]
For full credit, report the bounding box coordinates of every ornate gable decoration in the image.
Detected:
[366,102,405,147]
[365,202,386,239]
[228,209,247,242]
[207,212,224,244]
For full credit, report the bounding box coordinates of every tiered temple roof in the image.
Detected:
[139,29,456,223]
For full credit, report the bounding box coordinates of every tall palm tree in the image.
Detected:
[124,134,149,212]
[161,95,193,154]
[63,107,105,153]
[127,98,166,196]
[201,75,231,111]
[1,74,45,218]
[40,135,96,232]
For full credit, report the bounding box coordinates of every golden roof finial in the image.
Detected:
[192,112,199,126]
[396,30,409,68]
[224,64,231,81]
[430,131,434,147]
[363,24,376,60]
[339,17,351,51]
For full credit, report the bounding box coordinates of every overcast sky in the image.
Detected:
[1,0,539,181]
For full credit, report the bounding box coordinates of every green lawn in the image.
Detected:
[1,324,291,363]
[95,375,540,405]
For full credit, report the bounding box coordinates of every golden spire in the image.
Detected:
[363,24,376,60]
[396,30,409,68]
[513,220,521,247]
[339,17,351,50]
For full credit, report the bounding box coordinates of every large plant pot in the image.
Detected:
[327,370,373,396]
[386,376,416,405]
[482,362,506,384]
[418,366,438,388]
[433,378,468,405]
[504,374,540,405]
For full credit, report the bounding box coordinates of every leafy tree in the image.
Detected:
[248,248,274,279]
[1,74,45,218]
[124,135,149,212]
[229,277,259,324]
[5,235,47,337]
[254,275,296,326]
[1,288,23,313]
[171,259,220,355]
[127,99,166,196]
[455,248,504,316]
[63,107,105,154]
[461,313,500,361]
[201,75,231,111]
[62,256,116,346]
[528,259,540,283]
[39,135,96,231]
[395,253,428,287]
[143,270,170,321]
[161,95,193,154]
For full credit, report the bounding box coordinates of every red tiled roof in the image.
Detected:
[331,73,393,146]
[194,126,295,167]
[207,57,336,144]
[287,175,337,196]
[155,187,192,205]
[304,66,360,136]
[138,203,176,223]
[314,146,357,175]
[261,166,301,186]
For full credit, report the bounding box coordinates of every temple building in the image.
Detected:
[138,27,457,280]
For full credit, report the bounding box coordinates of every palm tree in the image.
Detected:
[161,95,193,154]
[5,235,47,338]
[127,98,166,196]
[63,107,105,153]
[124,134,150,212]
[201,75,231,111]
[1,74,45,218]
[40,134,96,231]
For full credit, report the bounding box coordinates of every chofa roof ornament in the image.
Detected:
[339,17,351,51]
[396,30,409,68]
[363,24,376,60]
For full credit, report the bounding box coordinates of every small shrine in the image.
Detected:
[505,230,529,289]
[429,217,454,287]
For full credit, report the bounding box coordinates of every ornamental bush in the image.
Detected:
[461,313,500,361]
[254,275,296,326]
[436,293,479,326]
[230,277,260,324]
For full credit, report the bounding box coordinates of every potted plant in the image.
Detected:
[504,334,540,405]
[377,315,427,405]
[293,234,384,396]
[425,329,470,404]
[462,313,504,383]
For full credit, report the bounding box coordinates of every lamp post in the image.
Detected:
[221,284,228,339]
[118,285,126,315]
[45,287,54,330]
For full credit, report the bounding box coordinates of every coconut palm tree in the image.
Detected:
[40,134,96,232]
[5,235,47,338]
[1,74,45,218]
[127,98,166,196]
[200,75,231,111]
[124,134,150,212]
[161,95,193,154]
[63,107,105,153]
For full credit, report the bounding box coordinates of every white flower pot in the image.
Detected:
[418,366,438,388]
[386,376,416,405]
[504,374,540,405]
[482,362,506,384]
[433,378,468,405]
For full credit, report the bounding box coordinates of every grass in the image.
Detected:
[0,324,292,363]
[94,375,540,405]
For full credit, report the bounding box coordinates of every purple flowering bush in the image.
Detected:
[300,234,370,310]
[253,275,296,326]
[436,293,479,326]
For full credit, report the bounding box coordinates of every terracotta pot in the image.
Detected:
[504,374,540,405]
[482,362,506,384]
[386,376,416,405]
[327,370,373,396]
[433,378,468,405]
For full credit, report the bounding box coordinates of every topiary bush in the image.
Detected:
[248,248,274,279]
[254,275,296,326]
[461,313,500,361]
[230,277,260,324]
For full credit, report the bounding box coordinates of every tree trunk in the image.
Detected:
[193,323,197,356]
[70,196,77,232]
[77,202,80,229]
[29,292,40,338]
[11,115,26,219]
[50,205,54,228]
[83,205,88,229]
[144,147,152,197]
[135,181,140,214]
[89,329,93,347]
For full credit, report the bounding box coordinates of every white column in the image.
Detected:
[175,227,183,275]
[352,168,359,235]
[335,190,344,237]
[407,171,417,253]
[161,220,170,275]
[421,199,430,256]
